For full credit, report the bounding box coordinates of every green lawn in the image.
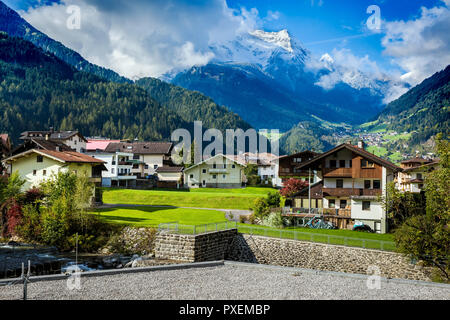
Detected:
[91,206,396,251]
[90,206,228,227]
[102,187,274,210]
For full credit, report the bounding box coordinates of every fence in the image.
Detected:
[158,221,238,235]
[237,224,396,252]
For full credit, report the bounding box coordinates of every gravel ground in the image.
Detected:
[1,263,449,300]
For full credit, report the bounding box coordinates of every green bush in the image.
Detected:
[262,212,284,228]
[16,204,42,243]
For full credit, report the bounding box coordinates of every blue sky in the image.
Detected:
[4,0,449,89]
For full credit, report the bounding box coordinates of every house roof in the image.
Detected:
[294,143,402,172]
[184,154,246,172]
[20,130,87,142]
[401,157,433,164]
[402,159,440,172]
[156,166,184,173]
[86,140,121,151]
[278,150,319,159]
[105,142,173,155]
[290,180,323,199]
[4,149,105,165]
[11,138,73,156]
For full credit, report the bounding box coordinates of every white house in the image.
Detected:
[184,154,245,188]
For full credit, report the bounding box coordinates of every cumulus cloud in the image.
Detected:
[19,0,261,79]
[381,1,450,85]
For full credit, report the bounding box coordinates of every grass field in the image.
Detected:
[90,206,396,251]
[90,206,228,227]
[102,187,275,210]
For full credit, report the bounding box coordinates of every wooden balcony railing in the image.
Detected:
[323,188,381,197]
[322,167,353,177]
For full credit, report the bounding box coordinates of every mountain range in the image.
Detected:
[170,29,390,131]
[0,1,447,157]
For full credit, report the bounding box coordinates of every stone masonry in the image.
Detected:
[155,229,237,262]
[154,230,433,281]
[226,234,433,281]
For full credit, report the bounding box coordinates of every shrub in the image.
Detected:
[253,197,270,220]
[239,215,248,223]
[5,199,22,237]
[280,178,308,198]
[262,211,284,228]
[266,191,281,207]
[16,204,42,243]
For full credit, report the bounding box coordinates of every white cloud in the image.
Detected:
[381,2,450,86]
[19,0,262,79]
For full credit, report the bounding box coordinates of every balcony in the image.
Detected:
[323,167,352,177]
[207,164,228,174]
[282,207,351,218]
[323,188,381,197]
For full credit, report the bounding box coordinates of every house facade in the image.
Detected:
[3,149,106,193]
[278,150,318,186]
[287,142,401,233]
[104,142,174,179]
[184,154,245,188]
[397,157,440,193]
[87,150,137,187]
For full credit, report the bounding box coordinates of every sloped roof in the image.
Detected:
[20,130,87,142]
[184,154,246,172]
[86,140,121,151]
[105,142,173,155]
[4,149,104,164]
[401,157,433,164]
[295,143,402,172]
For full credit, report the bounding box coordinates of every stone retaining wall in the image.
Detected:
[154,230,433,281]
[155,229,237,262]
[226,234,432,281]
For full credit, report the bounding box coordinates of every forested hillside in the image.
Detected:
[136,77,251,131]
[366,65,449,153]
[0,33,188,144]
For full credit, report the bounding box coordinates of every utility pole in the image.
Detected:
[308,167,311,215]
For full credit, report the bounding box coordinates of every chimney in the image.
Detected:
[357,140,365,149]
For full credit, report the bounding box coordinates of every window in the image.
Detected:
[133,154,139,160]
[33,170,36,176]
[336,179,343,188]
[232,164,235,168]
[144,165,149,169]
[223,175,226,179]
[373,180,380,189]
[212,175,217,179]
[37,155,43,163]
[418,184,424,189]
[154,165,158,169]
[361,159,374,168]
[43,170,47,176]
[213,164,217,169]
[190,174,194,178]
[111,168,114,174]
[340,200,347,209]
[223,164,227,169]
[416,173,423,179]
[349,160,352,168]
[362,201,371,211]
[329,199,335,208]
[339,160,346,168]
[202,169,206,173]
[364,180,371,189]
[330,160,337,168]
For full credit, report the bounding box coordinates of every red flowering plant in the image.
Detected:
[279,178,309,198]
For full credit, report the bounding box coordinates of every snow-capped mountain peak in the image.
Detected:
[248,29,294,53]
